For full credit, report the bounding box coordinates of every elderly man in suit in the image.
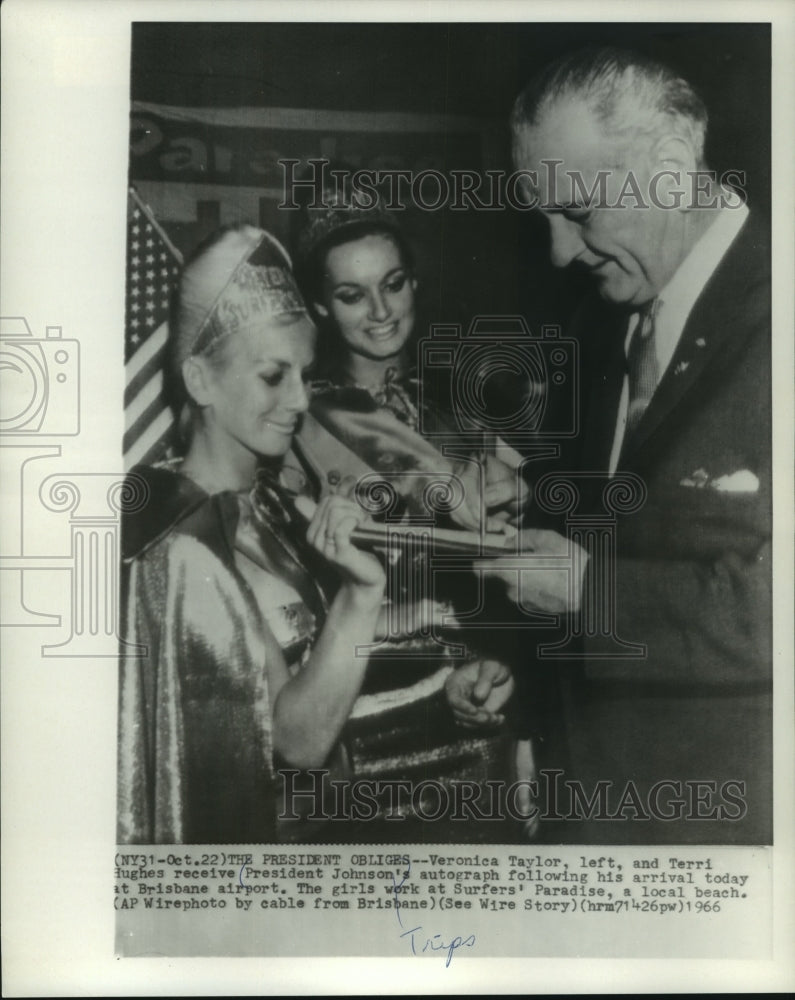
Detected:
[447,47,771,844]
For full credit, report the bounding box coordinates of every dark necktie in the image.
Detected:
[624,297,661,443]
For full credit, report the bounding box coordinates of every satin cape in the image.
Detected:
[117,464,324,844]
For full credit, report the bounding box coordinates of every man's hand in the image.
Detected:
[476,528,589,613]
[483,453,530,529]
[445,659,515,729]
[448,455,529,533]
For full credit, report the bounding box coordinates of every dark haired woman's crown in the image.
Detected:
[296,190,398,263]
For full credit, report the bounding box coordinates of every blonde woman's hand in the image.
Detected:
[305,494,386,593]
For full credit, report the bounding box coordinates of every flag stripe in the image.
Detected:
[124,187,181,468]
[126,320,168,383]
[126,410,175,470]
[125,369,164,430]
[123,392,165,455]
[124,344,166,410]
[123,390,173,458]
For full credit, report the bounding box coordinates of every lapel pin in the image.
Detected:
[680,467,710,488]
[674,360,690,375]
[695,337,706,348]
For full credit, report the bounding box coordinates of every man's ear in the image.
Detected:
[650,133,699,211]
[652,133,698,173]
[181,356,214,406]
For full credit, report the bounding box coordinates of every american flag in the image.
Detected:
[123,187,183,470]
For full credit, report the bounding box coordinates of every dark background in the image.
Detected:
[131,21,770,333]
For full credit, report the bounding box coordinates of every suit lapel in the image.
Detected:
[619,214,768,468]
[620,303,722,463]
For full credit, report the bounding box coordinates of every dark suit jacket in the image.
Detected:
[537,213,772,845]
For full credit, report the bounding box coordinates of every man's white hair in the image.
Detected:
[511,47,709,166]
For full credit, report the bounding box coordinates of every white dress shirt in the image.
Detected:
[608,195,749,474]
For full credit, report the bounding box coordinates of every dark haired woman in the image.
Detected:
[288,205,529,842]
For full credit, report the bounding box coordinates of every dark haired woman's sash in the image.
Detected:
[286,387,515,843]
[291,384,471,521]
